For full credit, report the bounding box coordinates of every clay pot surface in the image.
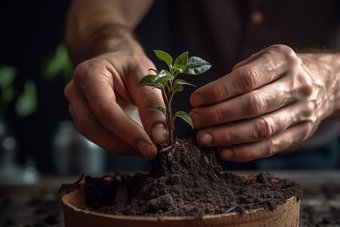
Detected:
[61,185,300,227]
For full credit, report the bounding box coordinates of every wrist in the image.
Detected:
[66,23,143,65]
[298,52,340,119]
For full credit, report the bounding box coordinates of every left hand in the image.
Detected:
[189,44,337,162]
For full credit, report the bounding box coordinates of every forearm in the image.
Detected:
[298,52,340,119]
[64,0,154,65]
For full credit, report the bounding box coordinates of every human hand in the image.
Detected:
[189,45,333,162]
[64,50,168,159]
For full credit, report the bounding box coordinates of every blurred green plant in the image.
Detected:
[0,65,37,118]
[41,44,73,82]
[0,44,73,119]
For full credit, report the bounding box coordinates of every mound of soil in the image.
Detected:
[60,138,303,217]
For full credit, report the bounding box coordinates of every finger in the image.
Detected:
[135,86,168,145]
[190,54,311,129]
[190,75,301,128]
[65,80,144,157]
[73,62,158,159]
[190,45,300,107]
[217,121,313,162]
[106,57,169,145]
[196,100,315,147]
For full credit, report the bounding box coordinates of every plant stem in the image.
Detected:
[165,81,174,144]
[166,104,173,144]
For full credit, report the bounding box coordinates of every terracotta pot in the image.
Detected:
[61,185,300,227]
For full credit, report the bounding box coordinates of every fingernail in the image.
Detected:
[220,148,234,160]
[136,140,154,159]
[190,112,202,128]
[200,133,213,146]
[191,93,204,107]
[151,123,168,145]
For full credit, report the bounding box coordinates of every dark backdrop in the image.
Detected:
[0,0,73,173]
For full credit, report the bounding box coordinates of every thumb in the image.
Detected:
[135,85,169,145]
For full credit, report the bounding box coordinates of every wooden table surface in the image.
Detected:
[0,171,339,227]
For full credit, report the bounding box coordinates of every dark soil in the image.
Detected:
[60,138,303,217]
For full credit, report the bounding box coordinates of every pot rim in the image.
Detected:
[61,188,298,221]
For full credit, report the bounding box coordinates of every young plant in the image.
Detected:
[137,50,212,144]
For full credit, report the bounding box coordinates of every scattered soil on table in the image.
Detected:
[0,187,63,227]
[300,182,340,227]
[60,138,303,217]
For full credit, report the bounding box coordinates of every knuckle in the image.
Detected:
[254,117,273,139]
[212,108,227,124]
[202,106,225,125]
[271,45,297,62]
[210,86,226,102]
[221,130,232,143]
[246,94,266,115]
[300,121,314,138]
[73,58,108,84]
[92,100,109,120]
[73,61,90,82]
[268,45,302,69]
[265,138,280,156]
[296,73,313,96]
[303,101,316,117]
[239,68,262,91]
[209,110,219,124]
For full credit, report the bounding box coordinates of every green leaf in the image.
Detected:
[15,80,38,117]
[148,106,165,115]
[172,83,184,94]
[171,83,183,101]
[0,66,16,90]
[173,79,196,87]
[41,44,73,81]
[173,51,188,73]
[154,50,173,70]
[154,69,174,84]
[2,85,15,102]
[171,79,197,101]
[61,55,74,82]
[136,75,161,89]
[175,111,194,129]
[183,56,212,75]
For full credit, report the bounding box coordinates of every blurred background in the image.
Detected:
[0,0,172,185]
[0,0,75,184]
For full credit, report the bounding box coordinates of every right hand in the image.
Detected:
[189,45,337,162]
[64,50,168,159]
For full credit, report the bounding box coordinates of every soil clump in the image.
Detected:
[60,138,303,217]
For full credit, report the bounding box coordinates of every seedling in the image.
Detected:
[137,50,211,144]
